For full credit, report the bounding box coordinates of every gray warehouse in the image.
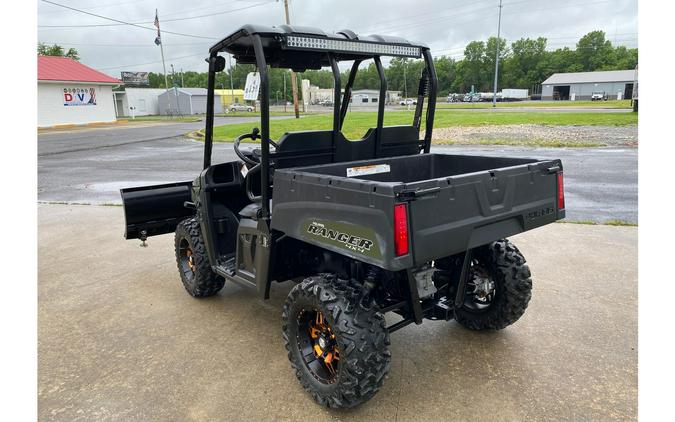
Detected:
[541,69,636,101]
[158,88,222,115]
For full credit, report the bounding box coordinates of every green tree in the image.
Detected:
[502,37,547,89]
[461,41,486,90]
[434,56,457,96]
[576,30,614,71]
[483,37,509,91]
[37,43,79,61]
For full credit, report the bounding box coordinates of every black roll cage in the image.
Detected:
[203,25,438,221]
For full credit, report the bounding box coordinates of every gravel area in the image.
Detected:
[428,124,638,147]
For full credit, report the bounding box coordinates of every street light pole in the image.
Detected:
[492,0,503,108]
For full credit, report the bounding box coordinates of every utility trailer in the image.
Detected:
[120,24,565,408]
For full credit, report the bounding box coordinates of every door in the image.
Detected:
[553,85,570,101]
[115,97,124,117]
[624,83,634,101]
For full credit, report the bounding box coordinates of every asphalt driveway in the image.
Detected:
[37,120,637,223]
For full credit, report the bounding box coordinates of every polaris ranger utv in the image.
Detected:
[121,25,566,408]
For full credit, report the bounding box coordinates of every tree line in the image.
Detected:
[39,30,636,98]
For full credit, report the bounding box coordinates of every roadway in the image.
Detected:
[38,119,637,223]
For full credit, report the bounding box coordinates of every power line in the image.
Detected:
[358,0,494,33]
[39,0,217,39]
[97,53,206,71]
[365,0,616,37]
[37,41,212,47]
[38,0,150,15]
[38,0,274,28]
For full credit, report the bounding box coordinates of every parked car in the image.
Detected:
[447,93,462,102]
[591,91,607,101]
[463,93,480,102]
[229,103,254,112]
[399,98,417,106]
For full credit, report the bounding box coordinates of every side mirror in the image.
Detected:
[213,56,226,72]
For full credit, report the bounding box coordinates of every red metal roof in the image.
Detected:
[38,56,121,84]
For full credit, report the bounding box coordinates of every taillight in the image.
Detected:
[394,203,409,256]
[557,172,565,210]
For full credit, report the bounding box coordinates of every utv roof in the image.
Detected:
[210,24,428,70]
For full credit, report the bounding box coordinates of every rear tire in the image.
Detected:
[282,274,391,408]
[454,239,532,330]
[174,218,224,297]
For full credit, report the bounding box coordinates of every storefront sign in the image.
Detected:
[63,87,97,106]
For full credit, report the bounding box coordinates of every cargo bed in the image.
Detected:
[271,153,564,271]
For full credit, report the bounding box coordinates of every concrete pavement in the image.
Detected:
[38,204,637,421]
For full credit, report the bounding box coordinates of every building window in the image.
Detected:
[371,98,378,103]
[361,98,368,103]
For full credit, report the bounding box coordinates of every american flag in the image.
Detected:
[154,10,161,45]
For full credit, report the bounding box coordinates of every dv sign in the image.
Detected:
[243,72,260,101]
[63,87,97,106]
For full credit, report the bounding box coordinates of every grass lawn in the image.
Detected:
[211,109,637,142]
[437,99,632,109]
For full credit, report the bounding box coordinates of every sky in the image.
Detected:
[37,0,638,77]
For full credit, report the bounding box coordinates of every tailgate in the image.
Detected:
[405,160,563,264]
[120,181,193,239]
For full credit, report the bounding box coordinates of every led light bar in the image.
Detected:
[285,36,421,58]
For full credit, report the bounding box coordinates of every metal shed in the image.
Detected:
[541,70,636,101]
[158,88,222,115]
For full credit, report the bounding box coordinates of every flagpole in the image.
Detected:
[156,9,171,113]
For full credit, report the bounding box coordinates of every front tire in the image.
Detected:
[454,239,532,330]
[282,275,391,408]
[174,218,224,297]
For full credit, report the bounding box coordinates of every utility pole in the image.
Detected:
[403,61,407,99]
[170,64,181,116]
[283,72,287,112]
[492,0,503,108]
[155,9,171,114]
[229,54,235,105]
[180,67,184,87]
[283,0,300,118]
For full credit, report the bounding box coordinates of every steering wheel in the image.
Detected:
[233,128,279,166]
[233,128,278,202]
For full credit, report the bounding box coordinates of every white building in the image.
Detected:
[158,88,222,115]
[38,56,121,128]
[541,70,636,101]
[350,89,401,106]
[113,88,167,117]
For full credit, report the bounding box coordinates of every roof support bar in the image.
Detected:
[374,56,387,156]
[339,59,361,130]
[203,52,217,169]
[329,54,341,157]
[413,68,428,130]
[252,34,270,220]
[422,48,437,154]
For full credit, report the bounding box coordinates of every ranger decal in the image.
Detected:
[303,220,381,258]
